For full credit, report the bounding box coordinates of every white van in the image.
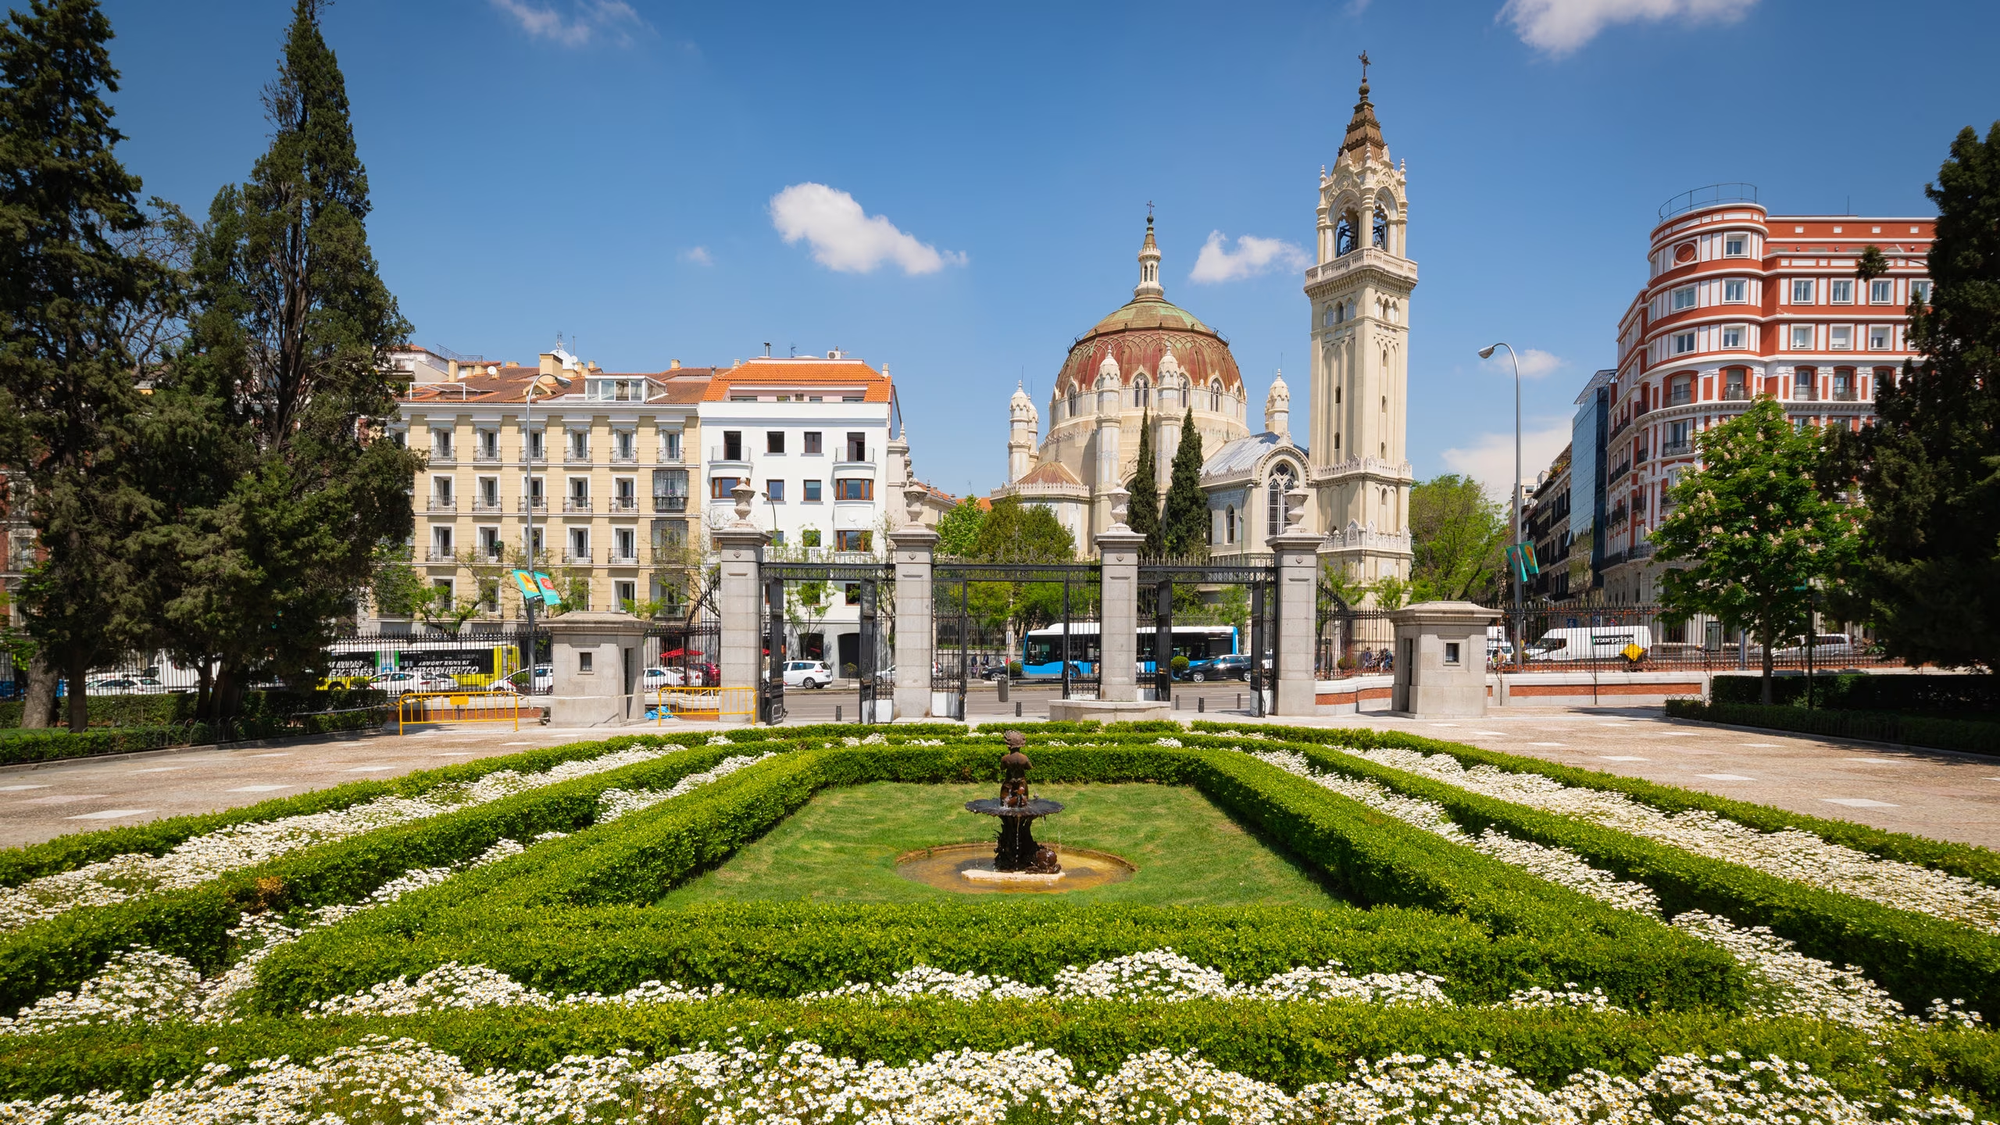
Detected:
[1523,626,1653,663]
[1485,625,1515,663]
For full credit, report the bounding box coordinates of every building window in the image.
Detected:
[1870,279,1894,304]
[1723,367,1747,399]
[569,430,588,460]
[804,479,823,502]
[1067,389,1080,416]
[1670,285,1697,312]
[527,429,544,461]
[711,475,740,499]
[568,528,589,563]
[1209,381,1222,411]
[1265,463,1297,536]
[1833,368,1854,399]
[1672,332,1696,355]
[1669,377,1693,406]
[845,432,867,461]
[1794,368,1816,399]
[835,530,872,552]
[1830,326,1852,351]
[1869,325,1892,350]
[1225,505,1236,544]
[803,431,822,455]
[1133,376,1149,410]
[615,580,635,610]
[834,478,873,501]
[1912,280,1932,303]
[614,528,635,562]
[660,430,681,461]
[1790,325,1813,350]
[432,429,453,460]
[767,431,785,454]
[722,431,742,460]
[1830,279,1853,304]
[1724,234,1747,256]
[766,479,785,502]
[1791,278,1815,304]
[1321,305,1334,328]
[1721,325,1745,350]
[1443,642,1461,666]
[1722,278,1746,303]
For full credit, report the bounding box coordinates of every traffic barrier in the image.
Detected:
[396,690,525,734]
[650,686,756,723]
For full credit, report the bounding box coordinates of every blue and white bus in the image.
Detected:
[1019,622,1239,679]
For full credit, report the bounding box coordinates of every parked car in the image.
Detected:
[370,670,459,693]
[503,665,554,693]
[1766,633,1859,659]
[1185,654,1249,681]
[640,666,685,691]
[83,674,168,695]
[783,660,832,689]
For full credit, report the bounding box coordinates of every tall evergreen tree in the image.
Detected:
[1161,409,1209,556]
[169,0,420,714]
[1125,413,1162,555]
[0,0,157,731]
[1831,123,2000,672]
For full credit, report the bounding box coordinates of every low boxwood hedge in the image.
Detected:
[1668,697,2000,757]
[253,743,1739,1014]
[1711,672,2000,715]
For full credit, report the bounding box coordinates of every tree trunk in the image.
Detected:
[212,663,247,733]
[64,653,88,733]
[194,660,214,722]
[20,651,55,729]
[1760,626,1775,705]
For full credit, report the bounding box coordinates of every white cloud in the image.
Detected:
[1188,231,1310,284]
[1480,347,1565,379]
[1497,0,1756,56]
[679,246,713,266]
[489,0,647,47]
[768,183,966,275]
[1441,419,1573,511]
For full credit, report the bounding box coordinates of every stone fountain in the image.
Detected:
[962,730,1063,875]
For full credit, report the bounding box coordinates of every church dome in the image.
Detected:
[1055,218,1244,398]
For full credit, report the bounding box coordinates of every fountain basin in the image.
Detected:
[964,797,1064,818]
[895,843,1136,894]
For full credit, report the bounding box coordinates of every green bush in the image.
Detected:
[1669,697,2000,757]
[0,726,181,764]
[1710,672,2000,715]
[0,687,388,730]
[252,744,1737,1014]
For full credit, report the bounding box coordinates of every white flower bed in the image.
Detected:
[2,1035,1983,1125]
[0,745,671,934]
[1319,740,2000,933]
[597,752,773,822]
[1248,749,1947,1029]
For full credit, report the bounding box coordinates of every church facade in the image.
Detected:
[994,69,1414,584]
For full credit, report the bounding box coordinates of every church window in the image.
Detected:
[1209,381,1222,411]
[1372,206,1388,249]
[1267,463,1297,536]
[1335,215,1357,256]
[1335,431,1341,452]
[1335,386,1342,405]
[1134,376,1149,410]
[1225,506,1236,545]
[1067,387,1080,416]
[1322,305,1334,328]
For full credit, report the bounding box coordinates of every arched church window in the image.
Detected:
[1322,305,1334,328]
[1225,505,1236,545]
[1372,206,1388,249]
[1335,385,1342,405]
[1134,376,1149,411]
[1209,381,1222,411]
[1067,387,1079,417]
[1267,462,1297,536]
[1335,215,1357,256]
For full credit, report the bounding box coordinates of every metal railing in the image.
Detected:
[565,450,591,463]
[1659,182,1759,221]
[473,449,501,463]
[607,550,639,565]
[611,451,638,464]
[518,498,547,512]
[650,685,755,723]
[396,689,524,734]
[427,498,456,512]
[1660,439,1693,458]
[653,495,688,513]
[562,549,593,564]
[608,496,638,512]
[1722,386,1751,401]
[1794,385,1818,402]
[563,497,594,513]
[472,499,502,513]
[423,547,455,562]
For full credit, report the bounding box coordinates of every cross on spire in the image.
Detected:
[1358,50,1370,81]
[1146,199,1154,220]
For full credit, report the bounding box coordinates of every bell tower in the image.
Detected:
[1307,53,1415,582]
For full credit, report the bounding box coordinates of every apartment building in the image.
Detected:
[1599,186,1933,603]
[392,346,714,618]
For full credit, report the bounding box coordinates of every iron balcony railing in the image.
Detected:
[653,495,688,513]
[518,498,547,512]
[606,550,640,565]
[562,549,593,565]
[471,498,502,513]
[427,498,456,512]
[1794,385,1819,402]
[1660,439,1693,458]
[608,496,638,512]
[1722,386,1751,401]
[423,547,455,562]
[562,497,594,513]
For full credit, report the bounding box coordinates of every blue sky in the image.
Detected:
[97,0,2000,502]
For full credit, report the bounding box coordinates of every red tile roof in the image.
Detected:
[703,358,892,403]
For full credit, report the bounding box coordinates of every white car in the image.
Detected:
[84,674,168,695]
[641,667,686,691]
[370,670,459,693]
[783,660,831,689]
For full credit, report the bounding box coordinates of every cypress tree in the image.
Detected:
[0,0,156,731]
[1125,413,1162,555]
[1161,409,1210,556]
[172,0,420,715]
[1833,123,2000,671]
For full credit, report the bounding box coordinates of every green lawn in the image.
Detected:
[656,781,1347,908]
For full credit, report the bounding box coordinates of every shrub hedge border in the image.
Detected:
[1193,721,2000,886]
[0,707,387,769]
[1667,697,2000,759]
[251,744,1738,1014]
[1179,729,2000,1015]
[0,1000,1993,1111]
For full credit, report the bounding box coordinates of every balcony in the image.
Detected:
[1832,385,1858,402]
[472,448,501,464]
[1634,446,1650,465]
[651,545,693,564]
[471,498,503,514]
[1722,385,1751,402]
[1793,385,1818,402]
[653,494,688,513]
[1609,416,1633,441]
[427,498,456,513]
[518,498,547,513]
[561,549,593,565]
[429,449,456,466]
[1660,438,1694,458]
[606,549,640,566]
[423,547,455,563]
[564,449,591,464]
[7,551,33,572]
[610,450,638,465]
[562,497,594,513]
[476,548,504,564]
[607,496,639,513]
[1608,459,1632,482]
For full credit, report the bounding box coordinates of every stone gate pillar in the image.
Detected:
[712,483,767,722]
[1094,486,1145,704]
[1269,487,1322,717]
[889,482,938,720]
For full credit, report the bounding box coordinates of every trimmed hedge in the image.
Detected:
[0,738,748,1012]
[0,1001,1993,1111]
[0,707,389,768]
[0,687,388,730]
[1668,697,2000,757]
[253,744,1739,1013]
[1237,735,2000,1016]
[1192,721,2000,887]
[1711,672,2000,715]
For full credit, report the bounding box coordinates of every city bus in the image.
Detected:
[1019,622,1239,679]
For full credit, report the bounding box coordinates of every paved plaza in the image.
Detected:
[4,704,1999,850]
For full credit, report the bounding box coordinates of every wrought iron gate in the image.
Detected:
[1136,554,1279,716]
[932,561,1100,720]
[761,560,894,725]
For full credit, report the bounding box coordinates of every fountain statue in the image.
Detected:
[963,730,1063,874]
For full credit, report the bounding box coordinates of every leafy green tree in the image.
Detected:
[1656,399,1858,703]
[963,495,1079,648]
[164,0,421,714]
[1125,414,1162,555]
[1160,409,1209,557]
[0,0,160,730]
[369,543,425,618]
[1408,474,1506,603]
[1828,124,2000,673]
[934,496,984,557]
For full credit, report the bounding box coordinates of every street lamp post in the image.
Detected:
[1478,342,1524,666]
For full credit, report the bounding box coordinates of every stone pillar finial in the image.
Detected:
[1284,486,1311,531]
[1107,484,1131,531]
[731,481,756,525]
[904,481,931,528]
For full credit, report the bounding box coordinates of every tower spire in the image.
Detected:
[1339,54,1386,165]
[1134,212,1164,301]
